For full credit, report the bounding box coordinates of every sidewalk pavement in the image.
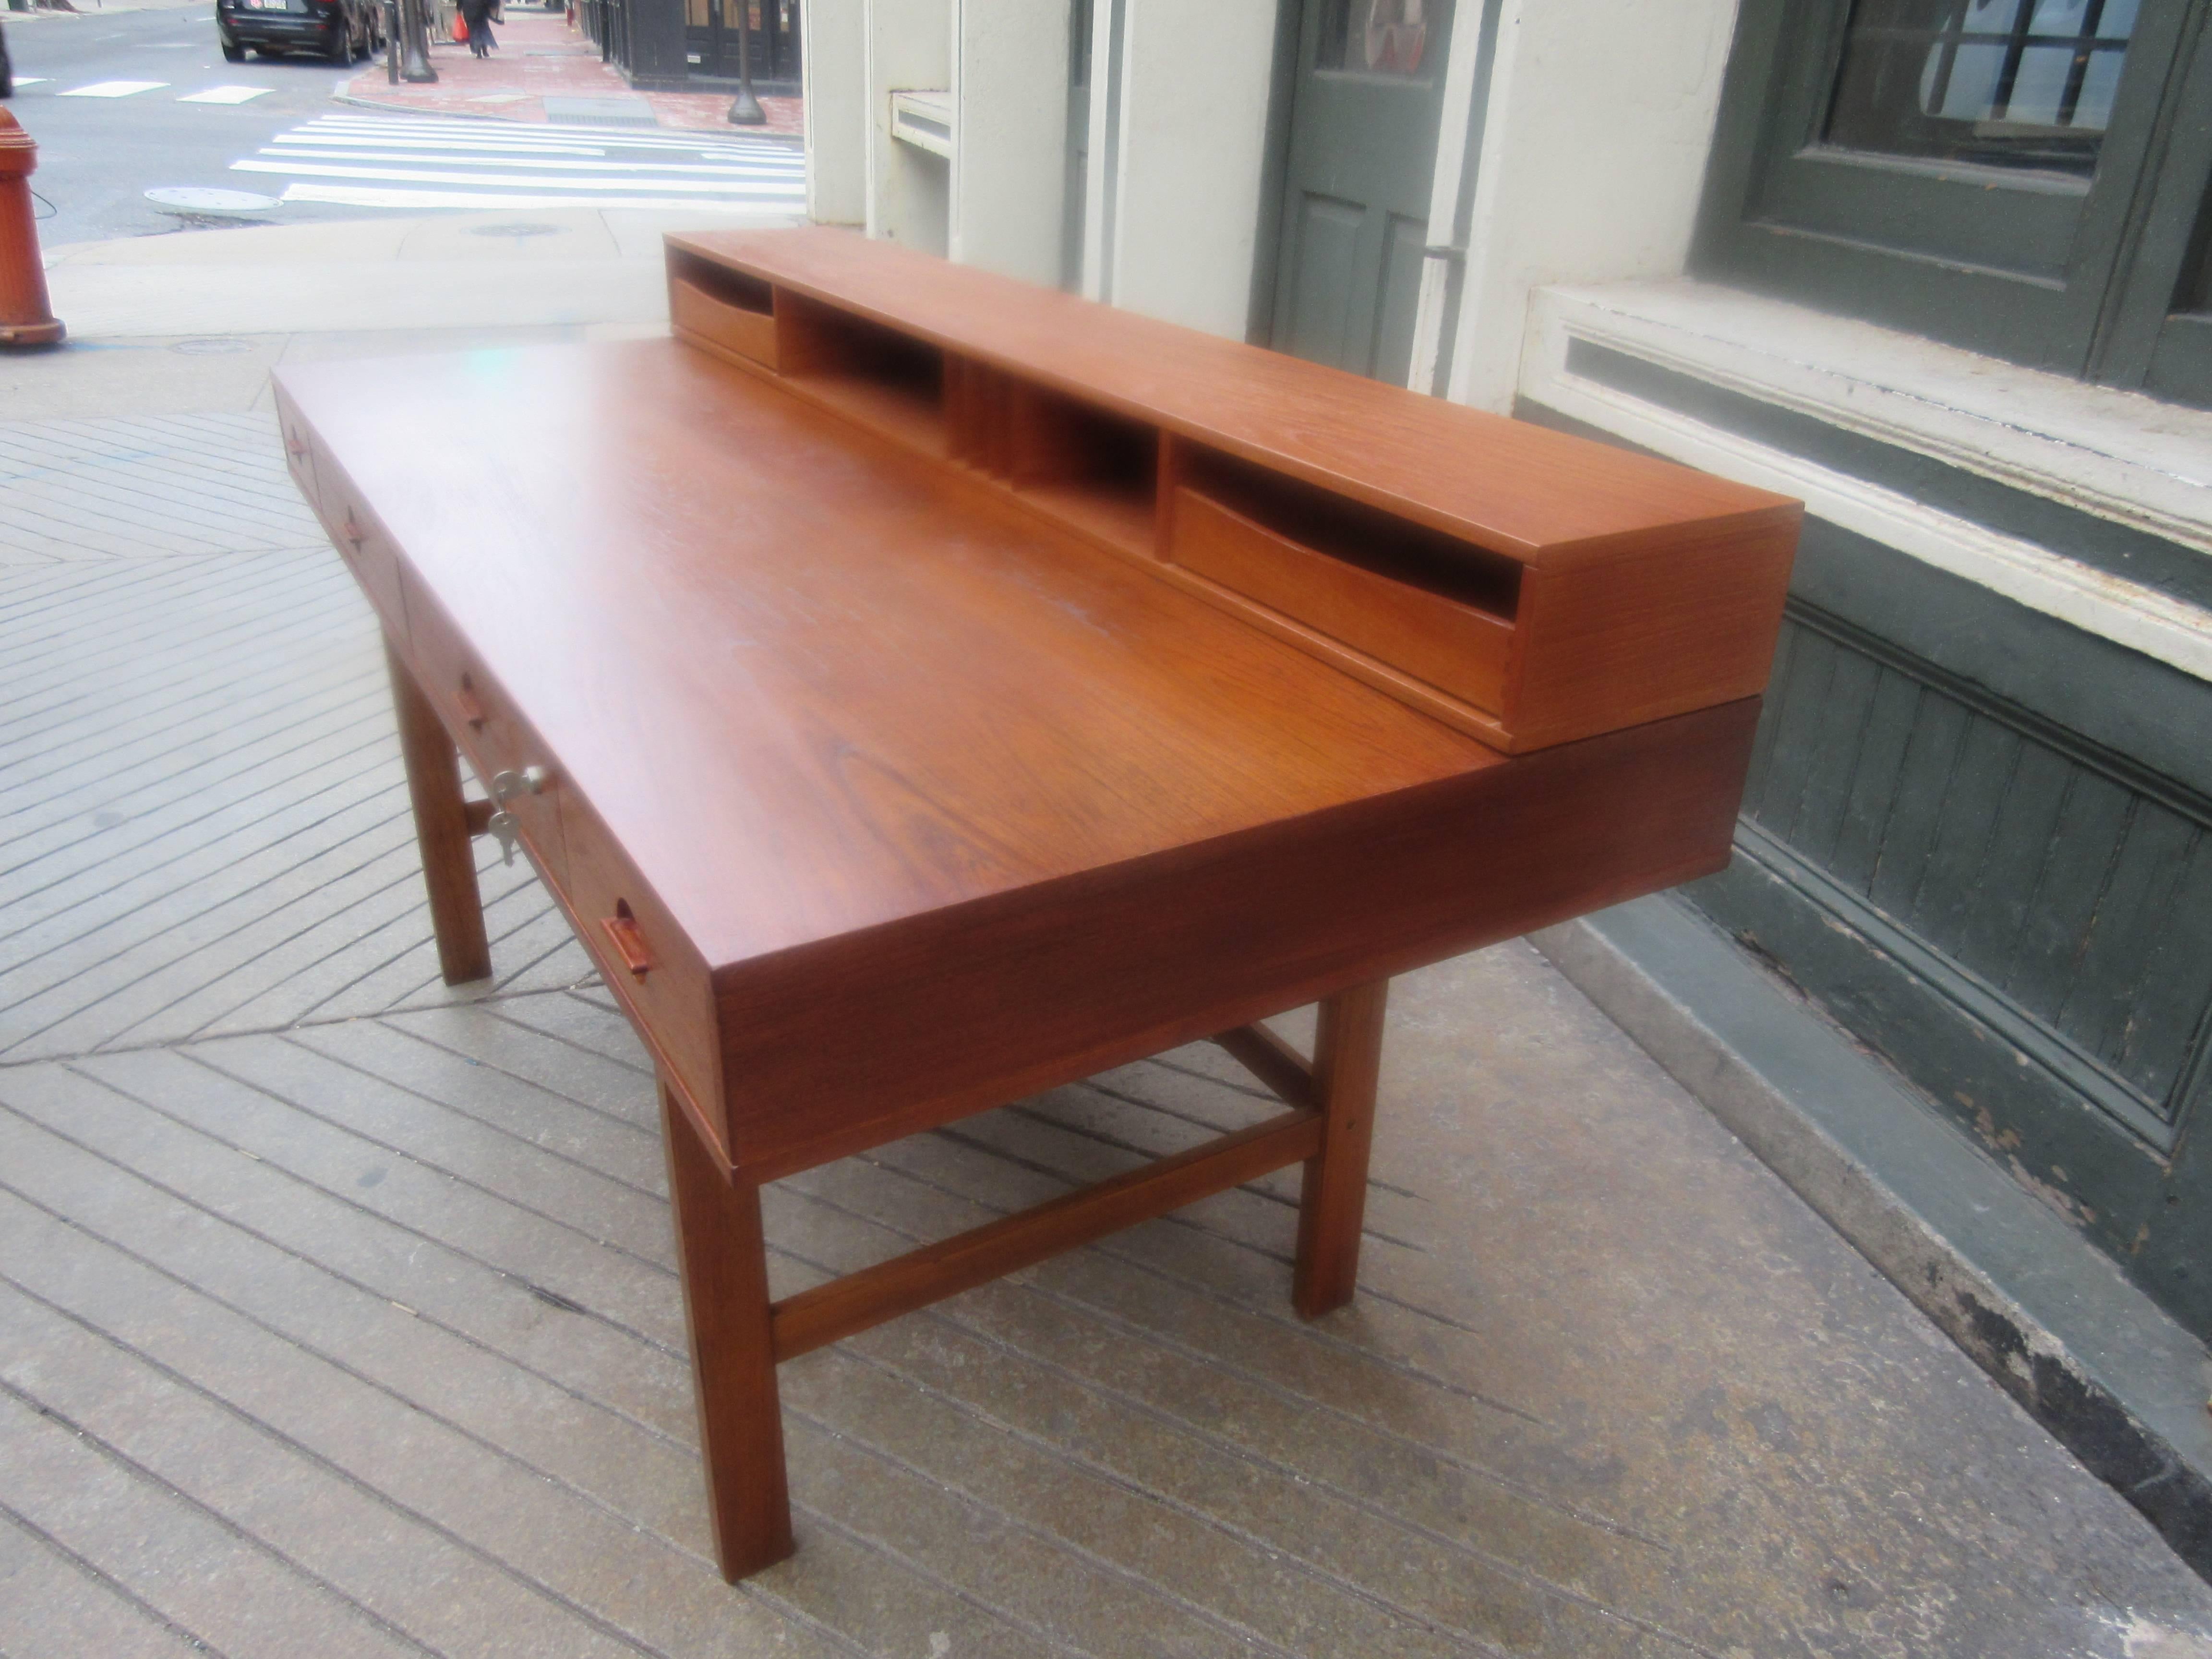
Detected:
[5,214,2212,1658]
[8,203,799,418]
[339,7,803,134]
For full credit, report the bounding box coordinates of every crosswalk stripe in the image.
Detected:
[261,148,803,178]
[279,183,805,212]
[60,81,170,98]
[178,86,276,105]
[291,115,804,155]
[230,111,805,212]
[235,159,806,194]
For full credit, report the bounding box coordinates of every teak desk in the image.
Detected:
[273,227,1799,1582]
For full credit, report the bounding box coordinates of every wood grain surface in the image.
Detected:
[667,231,1800,755]
[274,339,1502,981]
[669,227,1797,561]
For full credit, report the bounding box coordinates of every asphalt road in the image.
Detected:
[1,0,381,247]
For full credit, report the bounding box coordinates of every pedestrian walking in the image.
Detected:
[458,0,497,56]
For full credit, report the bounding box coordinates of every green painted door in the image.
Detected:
[1269,0,1454,384]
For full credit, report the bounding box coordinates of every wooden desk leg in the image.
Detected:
[661,1081,795,1582]
[1293,979,1389,1319]
[385,638,492,985]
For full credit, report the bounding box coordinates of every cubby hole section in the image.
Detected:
[947,361,1158,558]
[777,293,948,457]
[1176,447,1520,622]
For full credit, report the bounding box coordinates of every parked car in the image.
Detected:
[215,0,383,65]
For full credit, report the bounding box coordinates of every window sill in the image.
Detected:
[1520,279,2212,679]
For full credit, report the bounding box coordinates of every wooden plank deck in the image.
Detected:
[3,412,2209,1659]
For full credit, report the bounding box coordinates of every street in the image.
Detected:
[2,0,371,245]
[0,1,803,249]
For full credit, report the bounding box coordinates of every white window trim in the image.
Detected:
[1522,280,2212,682]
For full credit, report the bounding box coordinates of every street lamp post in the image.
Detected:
[725,0,763,124]
[399,0,438,82]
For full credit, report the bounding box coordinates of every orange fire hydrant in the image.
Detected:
[0,108,65,349]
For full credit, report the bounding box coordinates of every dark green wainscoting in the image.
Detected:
[1521,397,2212,1339]
[1691,596,2212,1328]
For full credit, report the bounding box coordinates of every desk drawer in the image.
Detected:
[324,488,411,650]
[670,274,779,370]
[1168,486,1513,716]
[397,565,569,888]
[281,409,412,651]
[556,785,724,1139]
[277,397,323,519]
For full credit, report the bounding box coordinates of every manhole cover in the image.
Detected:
[145,187,280,212]
[469,221,567,238]
[168,338,258,355]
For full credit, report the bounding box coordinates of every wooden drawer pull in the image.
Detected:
[602,907,653,977]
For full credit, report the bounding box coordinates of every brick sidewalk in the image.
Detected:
[339,8,802,134]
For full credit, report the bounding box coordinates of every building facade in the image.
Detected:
[582,0,801,95]
[796,0,2212,1350]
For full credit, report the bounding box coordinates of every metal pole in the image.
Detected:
[399,0,438,81]
[385,0,400,81]
[726,0,764,124]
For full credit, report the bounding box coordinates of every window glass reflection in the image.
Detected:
[1317,0,1440,76]
[1825,0,2136,175]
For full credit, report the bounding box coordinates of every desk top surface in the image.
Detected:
[278,338,1503,971]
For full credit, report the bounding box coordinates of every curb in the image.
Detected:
[331,90,530,123]
[328,87,805,142]
[1532,892,2212,1583]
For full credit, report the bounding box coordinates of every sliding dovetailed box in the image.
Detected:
[666,227,1799,754]
[666,254,779,371]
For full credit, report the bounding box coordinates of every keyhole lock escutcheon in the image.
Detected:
[485,768,548,866]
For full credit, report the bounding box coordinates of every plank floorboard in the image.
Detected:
[5,413,2206,1659]
[0,1369,433,1659]
[0,1507,213,1659]
[74,1045,690,1352]
[485,990,657,1074]
[391,1001,662,1129]
[0,717,398,940]
[180,1034,680,1273]
[286,1018,668,1195]
[0,589,365,761]
[0,1269,663,1659]
[0,1062,700,1443]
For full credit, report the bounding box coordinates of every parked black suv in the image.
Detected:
[216,0,383,64]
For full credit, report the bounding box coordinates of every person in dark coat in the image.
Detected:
[458,0,497,57]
